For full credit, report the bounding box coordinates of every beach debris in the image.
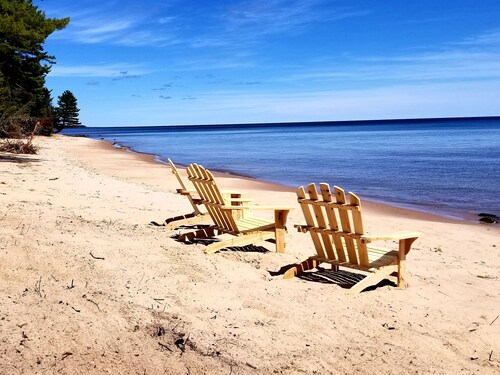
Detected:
[175,336,187,352]
[478,213,499,224]
[382,323,396,330]
[245,362,258,370]
[0,121,40,154]
[491,315,499,325]
[20,331,29,347]
[34,276,44,298]
[83,295,101,311]
[475,274,497,280]
[61,352,73,360]
[89,251,105,260]
[158,342,173,352]
[153,325,166,337]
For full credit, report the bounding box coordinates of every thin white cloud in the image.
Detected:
[287,52,500,84]
[190,0,370,48]
[42,0,368,55]
[459,29,500,46]
[222,0,366,33]
[43,1,179,47]
[49,64,147,78]
[283,28,500,85]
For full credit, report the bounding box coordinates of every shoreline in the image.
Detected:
[84,135,479,225]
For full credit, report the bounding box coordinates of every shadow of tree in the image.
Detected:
[0,154,40,164]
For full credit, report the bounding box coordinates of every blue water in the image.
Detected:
[63,118,500,220]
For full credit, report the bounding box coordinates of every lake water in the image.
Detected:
[63,118,500,220]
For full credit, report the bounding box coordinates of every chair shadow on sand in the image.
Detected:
[269,264,396,292]
[171,226,270,253]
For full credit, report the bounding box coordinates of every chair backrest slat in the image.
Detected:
[349,193,369,266]
[306,184,336,260]
[296,183,367,266]
[319,183,346,262]
[333,186,359,265]
[297,186,326,258]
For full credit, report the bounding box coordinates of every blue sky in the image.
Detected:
[36,0,500,126]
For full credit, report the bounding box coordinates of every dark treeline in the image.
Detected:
[0,0,81,139]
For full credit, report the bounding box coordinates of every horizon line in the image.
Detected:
[79,115,500,129]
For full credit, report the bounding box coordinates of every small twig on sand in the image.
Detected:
[86,298,100,311]
[245,362,258,370]
[89,251,105,260]
[489,350,494,361]
[71,306,81,313]
[34,276,44,298]
[158,342,173,352]
[171,322,181,333]
[490,315,499,325]
[61,352,73,360]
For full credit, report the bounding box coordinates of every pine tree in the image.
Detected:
[54,90,81,132]
[0,0,69,118]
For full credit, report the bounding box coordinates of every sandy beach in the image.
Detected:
[1,135,499,374]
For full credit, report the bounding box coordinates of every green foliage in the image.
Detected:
[54,90,81,132]
[0,0,69,119]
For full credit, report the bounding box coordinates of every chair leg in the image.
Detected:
[274,210,290,254]
[205,231,275,254]
[348,265,397,295]
[397,238,417,288]
[283,257,322,279]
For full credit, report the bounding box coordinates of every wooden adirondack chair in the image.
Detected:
[178,163,293,254]
[284,183,421,294]
[164,159,212,230]
[165,159,251,230]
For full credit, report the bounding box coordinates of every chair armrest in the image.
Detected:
[229,198,254,203]
[221,205,293,211]
[361,231,422,243]
[176,188,196,196]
